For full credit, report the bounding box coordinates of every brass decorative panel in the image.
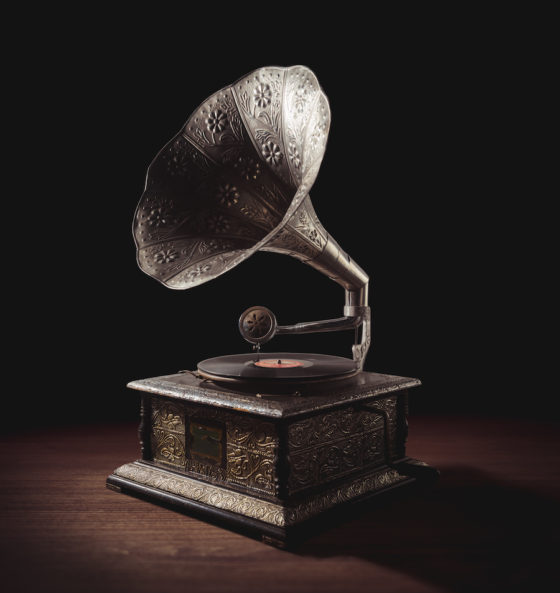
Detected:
[150,397,279,497]
[226,417,277,495]
[185,405,278,496]
[151,400,186,468]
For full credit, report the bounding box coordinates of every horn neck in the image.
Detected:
[261,194,371,369]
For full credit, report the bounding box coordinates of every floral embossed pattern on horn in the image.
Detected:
[133,65,330,290]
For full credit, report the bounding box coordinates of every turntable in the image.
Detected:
[106,65,438,547]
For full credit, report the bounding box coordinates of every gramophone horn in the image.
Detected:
[133,65,370,368]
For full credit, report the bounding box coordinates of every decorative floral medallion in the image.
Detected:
[253,83,272,108]
[154,248,179,264]
[146,199,177,229]
[206,214,230,233]
[287,142,301,169]
[206,109,228,134]
[216,183,240,207]
[261,141,282,166]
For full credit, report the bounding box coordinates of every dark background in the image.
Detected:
[12,9,546,432]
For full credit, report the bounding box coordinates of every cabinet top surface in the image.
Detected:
[127,371,420,419]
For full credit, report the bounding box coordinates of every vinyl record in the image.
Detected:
[197,352,359,384]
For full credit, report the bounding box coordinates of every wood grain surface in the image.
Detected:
[1,415,559,593]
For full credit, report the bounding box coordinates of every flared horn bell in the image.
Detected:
[133,65,370,367]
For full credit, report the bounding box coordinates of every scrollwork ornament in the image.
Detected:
[113,463,408,527]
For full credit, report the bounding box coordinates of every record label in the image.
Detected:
[254,359,305,369]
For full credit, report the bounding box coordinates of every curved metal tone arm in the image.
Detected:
[276,314,364,335]
[242,222,372,369]
[276,234,371,370]
[274,292,370,370]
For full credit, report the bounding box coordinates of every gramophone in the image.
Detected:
[107,65,437,547]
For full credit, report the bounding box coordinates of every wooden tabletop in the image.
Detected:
[2,415,559,593]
